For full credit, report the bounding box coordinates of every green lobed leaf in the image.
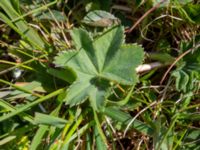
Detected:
[47,68,76,84]
[93,26,124,72]
[63,76,110,110]
[54,26,144,110]
[101,44,143,85]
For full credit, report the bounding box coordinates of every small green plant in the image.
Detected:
[0,0,200,149]
[54,26,144,110]
[172,37,200,93]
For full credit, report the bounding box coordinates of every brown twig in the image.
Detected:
[160,43,200,84]
[126,0,166,33]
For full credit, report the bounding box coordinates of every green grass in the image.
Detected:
[0,0,200,149]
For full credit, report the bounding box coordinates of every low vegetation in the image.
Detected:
[0,0,200,149]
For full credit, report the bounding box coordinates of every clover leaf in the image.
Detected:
[54,26,144,110]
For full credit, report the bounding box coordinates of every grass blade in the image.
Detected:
[0,99,34,123]
[103,106,154,136]
[30,125,48,150]
[0,88,64,122]
[34,112,68,128]
[0,0,47,51]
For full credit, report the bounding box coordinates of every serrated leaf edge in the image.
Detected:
[53,50,78,67]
